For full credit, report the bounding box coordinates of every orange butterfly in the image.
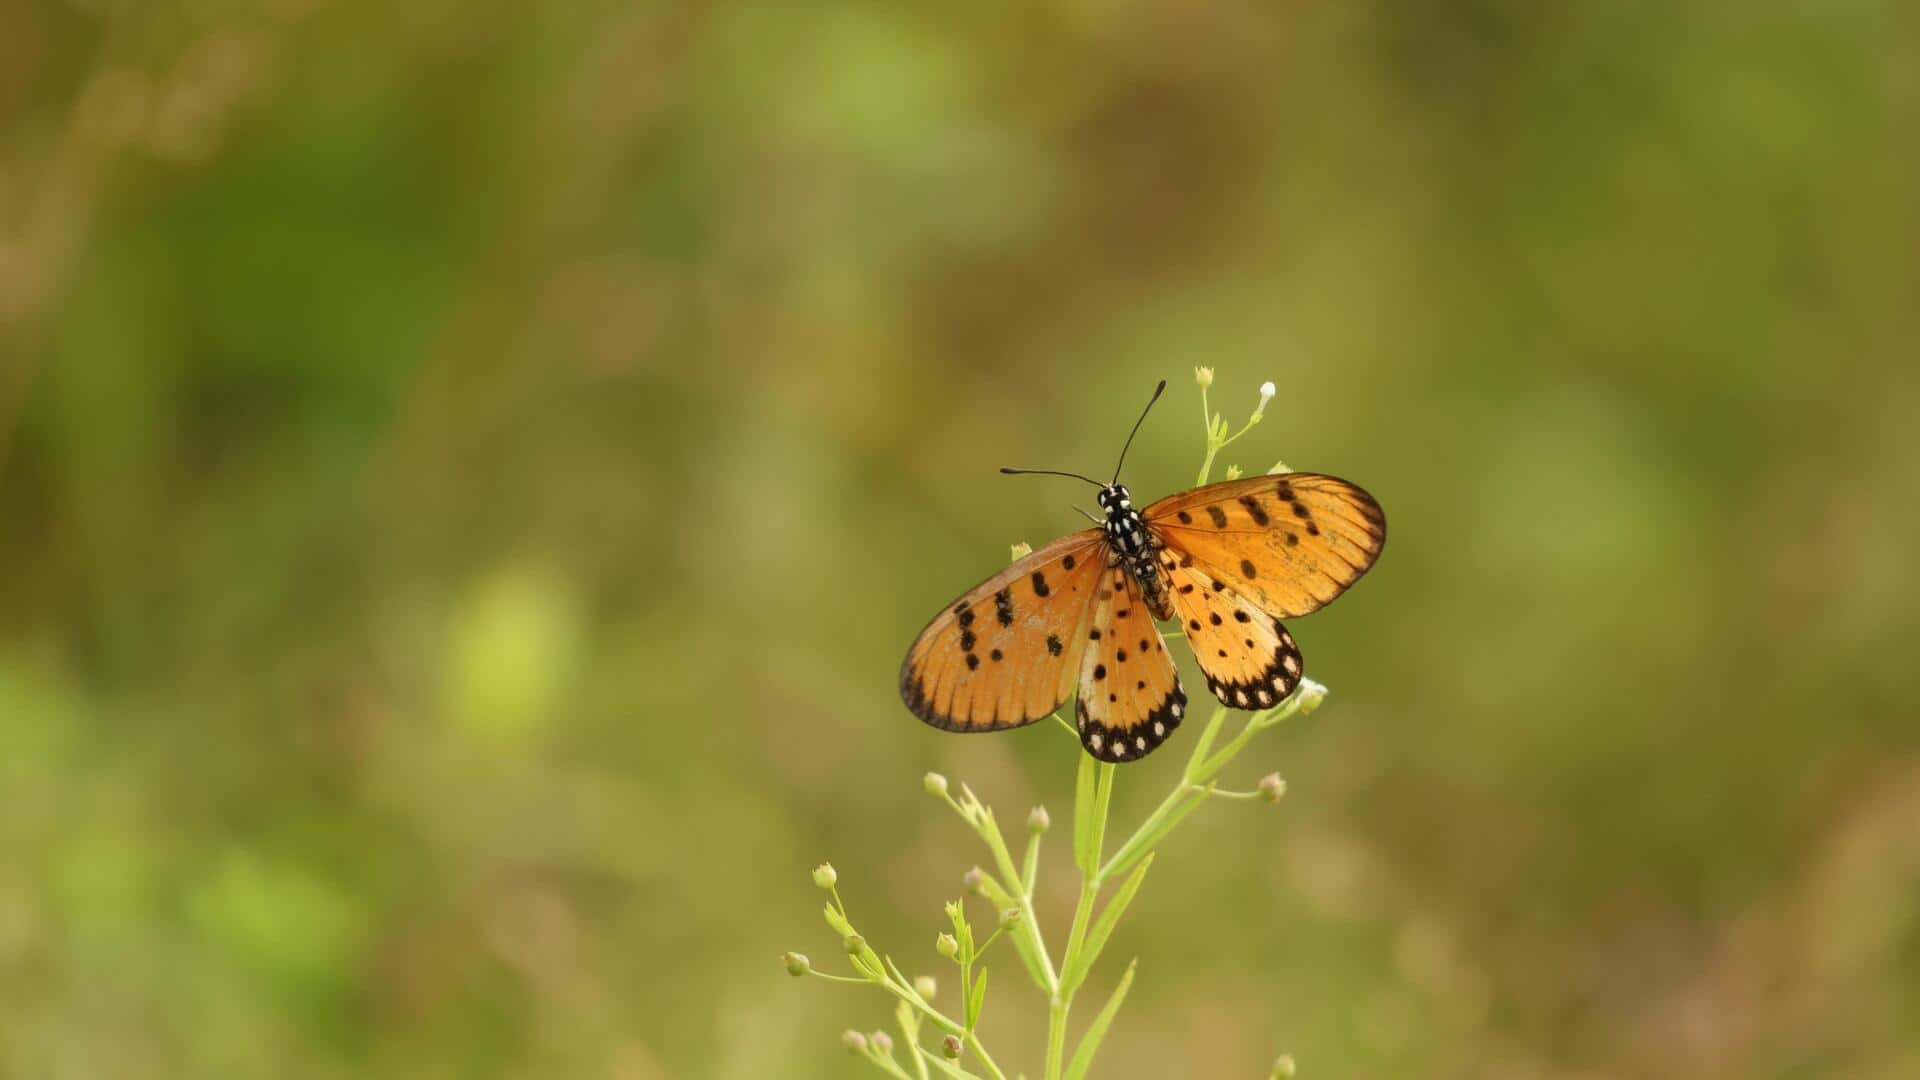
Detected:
[900,381,1385,762]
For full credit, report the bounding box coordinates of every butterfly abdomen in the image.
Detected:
[1127,550,1176,621]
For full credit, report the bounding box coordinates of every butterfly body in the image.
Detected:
[902,468,1385,763]
[1097,483,1177,620]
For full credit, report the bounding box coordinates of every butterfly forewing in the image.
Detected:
[1160,552,1304,711]
[1145,473,1385,619]
[900,530,1107,733]
[1075,566,1186,762]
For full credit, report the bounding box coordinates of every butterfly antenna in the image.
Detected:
[1111,379,1167,483]
[999,466,1104,489]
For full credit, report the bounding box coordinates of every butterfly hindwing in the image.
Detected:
[1161,553,1303,711]
[1075,566,1186,762]
[900,530,1107,733]
[1145,473,1385,619]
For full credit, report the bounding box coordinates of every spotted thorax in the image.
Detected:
[1095,484,1148,556]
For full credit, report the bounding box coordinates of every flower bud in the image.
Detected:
[1266,459,1294,475]
[942,1035,964,1059]
[914,975,937,999]
[924,772,949,798]
[1195,367,1214,388]
[1225,464,1243,480]
[1027,805,1050,834]
[1259,773,1287,803]
[962,866,985,894]
[937,932,959,958]
[870,1031,894,1054]
[1270,1053,1297,1078]
[844,933,866,955]
[1252,380,1276,420]
[783,952,811,976]
[842,1030,867,1053]
[812,863,837,889]
[1009,541,1033,562]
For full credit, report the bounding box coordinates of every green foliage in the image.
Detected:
[791,682,1325,1079]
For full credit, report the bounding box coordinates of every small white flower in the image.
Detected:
[1253,381,1277,419]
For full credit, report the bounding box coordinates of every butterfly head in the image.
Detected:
[1097,484,1149,554]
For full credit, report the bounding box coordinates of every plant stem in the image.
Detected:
[1047,758,1117,1080]
[1045,995,1070,1080]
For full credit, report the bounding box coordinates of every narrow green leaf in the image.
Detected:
[1004,913,1050,993]
[1063,960,1137,1080]
[1183,707,1230,782]
[823,901,856,938]
[1062,854,1153,994]
[1073,748,1098,874]
[1102,787,1210,880]
[966,965,988,1029]
[1020,831,1041,895]
[885,956,922,999]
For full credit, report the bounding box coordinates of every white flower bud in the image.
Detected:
[1259,773,1287,804]
[1027,805,1051,834]
[1251,380,1277,422]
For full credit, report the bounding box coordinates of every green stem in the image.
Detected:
[977,812,1058,994]
[1049,761,1117,1080]
[1045,996,1070,1080]
[1098,783,1202,882]
[967,1034,1010,1080]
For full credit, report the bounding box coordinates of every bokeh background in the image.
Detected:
[4,1,1919,1077]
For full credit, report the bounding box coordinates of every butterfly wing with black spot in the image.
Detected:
[901,530,1108,733]
[1075,565,1186,762]
[1160,551,1303,711]
[1145,473,1385,619]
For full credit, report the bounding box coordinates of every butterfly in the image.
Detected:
[899,380,1386,762]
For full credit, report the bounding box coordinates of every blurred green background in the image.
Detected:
[4,1,1919,1077]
